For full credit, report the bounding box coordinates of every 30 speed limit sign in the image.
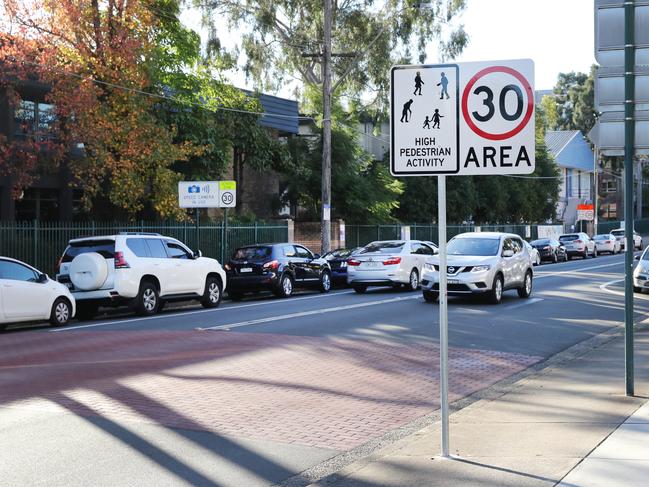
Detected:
[390,59,535,176]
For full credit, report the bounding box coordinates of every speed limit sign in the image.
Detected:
[390,59,535,176]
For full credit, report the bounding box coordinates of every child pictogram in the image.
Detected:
[423,116,431,129]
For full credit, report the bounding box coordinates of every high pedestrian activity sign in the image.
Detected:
[390,59,536,176]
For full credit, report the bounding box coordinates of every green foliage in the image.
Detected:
[551,67,596,135]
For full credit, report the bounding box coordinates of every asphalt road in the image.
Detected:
[1,252,647,487]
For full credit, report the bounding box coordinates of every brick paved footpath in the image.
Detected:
[0,330,540,451]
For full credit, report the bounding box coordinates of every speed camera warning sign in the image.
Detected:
[391,59,535,176]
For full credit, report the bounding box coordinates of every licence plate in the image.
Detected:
[448,279,460,284]
[239,267,253,273]
[363,261,380,267]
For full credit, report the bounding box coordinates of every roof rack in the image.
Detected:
[118,232,161,236]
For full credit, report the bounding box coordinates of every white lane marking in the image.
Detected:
[504,297,544,310]
[535,261,623,280]
[599,278,649,302]
[198,295,421,331]
[51,289,354,332]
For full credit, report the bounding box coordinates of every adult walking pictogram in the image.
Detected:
[401,99,414,123]
[437,72,450,100]
[432,108,443,129]
[414,71,424,95]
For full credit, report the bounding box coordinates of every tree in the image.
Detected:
[549,67,596,135]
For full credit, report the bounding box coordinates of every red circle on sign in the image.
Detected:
[461,66,534,141]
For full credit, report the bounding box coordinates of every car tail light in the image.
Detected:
[114,251,130,269]
[606,240,611,244]
[383,256,402,265]
[347,258,361,266]
[263,260,279,271]
[543,246,550,250]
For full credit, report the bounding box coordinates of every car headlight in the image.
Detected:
[637,266,648,274]
[472,265,490,272]
[424,263,436,271]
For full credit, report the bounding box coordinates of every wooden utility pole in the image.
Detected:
[321,0,333,253]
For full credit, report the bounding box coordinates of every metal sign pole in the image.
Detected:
[438,174,449,458]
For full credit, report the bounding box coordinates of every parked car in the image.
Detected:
[322,248,359,285]
[524,241,541,266]
[593,234,622,254]
[346,240,437,293]
[225,243,331,300]
[559,233,597,259]
[56,233,225,319]
[611,229,643,251]
[420,232,534,304]
[1,257,75,329]
[529,238,568,263]
[634,248,649,292]
[423,241,439,254]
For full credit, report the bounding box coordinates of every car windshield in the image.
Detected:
[611,230,625,236]
[447,238,500,256]
[594,235,612,240]
[559,234,579,242]
[62,239,115,263]
[323,249,353,259]
[232,246,272,261]
[531,239,550,246]
[359,242,405,254]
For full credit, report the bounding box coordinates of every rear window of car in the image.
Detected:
[611,230,625,236]
[127,238,150,257]
[323,249,353,259]
[594,235,611,240]
[531,239,550,245]
[232,246,273,261]
[62,239,115,263]
[359,242,405,254]
[559,234,579,241]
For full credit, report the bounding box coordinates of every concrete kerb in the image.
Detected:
[277,321,649,487]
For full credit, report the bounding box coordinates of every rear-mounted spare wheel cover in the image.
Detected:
[69,252,109,291]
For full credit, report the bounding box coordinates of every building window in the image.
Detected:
[15,188,60,221]
[566,169,573,197]
[14,100,56,139]
[601,180,616,194]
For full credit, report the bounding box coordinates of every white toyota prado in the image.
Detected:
[56,233,226,319]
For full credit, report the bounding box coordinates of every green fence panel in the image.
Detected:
[0,220,288,276]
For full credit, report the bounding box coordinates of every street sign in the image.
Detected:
[178,181,237,208]
[390,59,535,176]
[594,0,649,67]
[577,204,595,221]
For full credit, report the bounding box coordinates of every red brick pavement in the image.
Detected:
[0,330,541,451]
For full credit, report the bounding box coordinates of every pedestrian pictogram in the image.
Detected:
[390,59,535,176]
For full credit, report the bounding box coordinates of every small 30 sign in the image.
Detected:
[577,204,595,222]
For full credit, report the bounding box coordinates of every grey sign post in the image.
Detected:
[391,59,535,458]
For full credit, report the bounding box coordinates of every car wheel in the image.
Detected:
[274,273,294,298]
[552,252,558,263]
[353,285,367,294]
[592,248,597,258]
[535,254,541,266]
[135,280,160,316]
[583,249,588,259]
[488,274,504,304]
[517,271,533,299]
[201,277,222,308]
[50,298,72,326]
[406,269,419,291]
[564,253,569,262]
[76,302,99,321]
[423,290,439,302]
[319,271,332,293]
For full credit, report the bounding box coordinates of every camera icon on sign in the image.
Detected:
[188,185,200,194]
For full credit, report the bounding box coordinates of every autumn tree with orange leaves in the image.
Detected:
[1,0,203,218]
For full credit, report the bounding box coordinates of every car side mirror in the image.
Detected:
[502,250,514,258]
[635,255,641,261]
[38,273,49,283]
[194,250,202,259]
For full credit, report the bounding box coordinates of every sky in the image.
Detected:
[181,0,596,95]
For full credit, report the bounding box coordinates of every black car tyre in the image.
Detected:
[564,252,569,262]
[76,302,99,321]
[592,248,597,258]
[406,269,419,292]
[201,277,222,308]
[353,285,367,294]
[517,271,533,299]
[553,252,558,263]
[50,298,72,326]
[135,280,160,316]
[274,273,294,298]
[423,290,439,302]
[582,249,588,259]
[319,271,332,293]
[488,274,504,304]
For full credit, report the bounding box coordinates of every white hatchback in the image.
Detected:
[347,240,437,293]
[0,257,75,329]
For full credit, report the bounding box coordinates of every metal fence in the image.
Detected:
[0,220,288,276]
[597,219,649,235]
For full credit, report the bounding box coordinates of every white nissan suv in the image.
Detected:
[56,233,226,319]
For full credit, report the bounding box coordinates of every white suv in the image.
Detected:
[56,233,226,319]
